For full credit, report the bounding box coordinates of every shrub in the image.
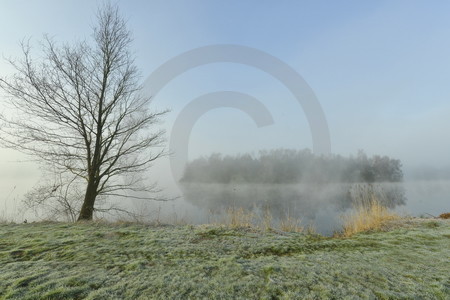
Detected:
[438,212,450,219]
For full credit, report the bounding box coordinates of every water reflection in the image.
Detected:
[181,182,406,235]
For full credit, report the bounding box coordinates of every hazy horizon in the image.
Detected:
[1,1,450,224]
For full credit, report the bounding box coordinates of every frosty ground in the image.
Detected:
[0,218,449,299]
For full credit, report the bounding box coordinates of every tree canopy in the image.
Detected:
[181,149,403,184]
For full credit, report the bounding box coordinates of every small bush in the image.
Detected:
[438,212,450,219]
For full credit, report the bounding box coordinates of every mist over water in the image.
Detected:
[180,182,405,235]
[399,180,450,217]
[1,171,449,236]
[0,150,447,236]
[113,179,446,236]
[149,180,447,235]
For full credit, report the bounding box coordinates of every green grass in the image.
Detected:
[0,219,449,299]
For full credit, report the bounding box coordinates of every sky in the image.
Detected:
[1,0,450,201]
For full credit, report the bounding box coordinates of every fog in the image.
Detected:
[1,1,450,232]
[107,176,446,236]
[1,149,449,235]
[124,151,446,235]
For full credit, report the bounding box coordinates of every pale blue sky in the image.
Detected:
[1,0,450,192]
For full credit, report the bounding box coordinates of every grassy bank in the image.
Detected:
[0,218,449,299]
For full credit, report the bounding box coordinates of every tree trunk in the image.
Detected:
[77,177,98,221]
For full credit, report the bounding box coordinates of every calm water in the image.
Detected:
[1,180,448,235]
[142,180,448,236]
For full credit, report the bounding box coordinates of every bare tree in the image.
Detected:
[0,4,167,221]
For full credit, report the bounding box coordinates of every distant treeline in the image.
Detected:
[181,149,403,184]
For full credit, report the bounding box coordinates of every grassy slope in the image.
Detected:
[0,219,449,300]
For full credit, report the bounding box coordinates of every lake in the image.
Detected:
[1,179,448,235]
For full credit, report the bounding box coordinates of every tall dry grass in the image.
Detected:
[341,185,400,237]
[215,206,306,233]
[225,207,254,228]
[279,212,304,233]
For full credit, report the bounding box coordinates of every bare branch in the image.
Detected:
[0,4,167,221]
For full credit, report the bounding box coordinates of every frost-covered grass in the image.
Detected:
[0,219,449,299]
